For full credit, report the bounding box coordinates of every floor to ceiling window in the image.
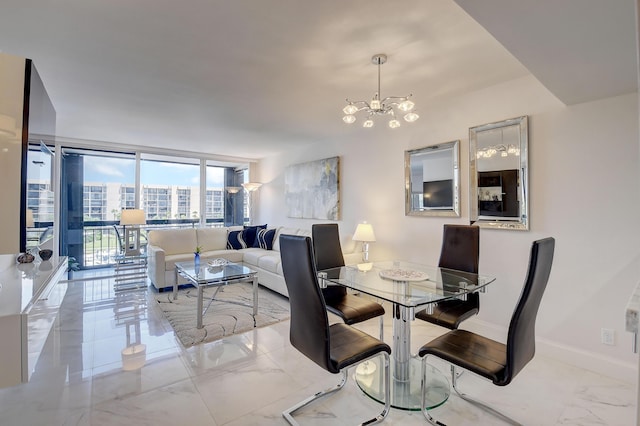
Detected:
[54,147,250,269]
[59,148,136,268]
[140,154,200,223]
[207,161,247,226]
[205,163,225,226]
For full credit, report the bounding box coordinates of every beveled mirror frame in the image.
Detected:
[405,140,460,217]
[469,116,529,230]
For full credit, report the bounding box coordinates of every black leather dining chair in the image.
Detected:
[419,237,555,425]
[312,224,385,338]
[280,234,391,426]
[415,224,480,329]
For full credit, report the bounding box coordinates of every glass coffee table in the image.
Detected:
[174,261,258,329]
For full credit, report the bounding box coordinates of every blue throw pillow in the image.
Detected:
[227,230,247,250]
[243,224,267,248]
[256,228,276,250]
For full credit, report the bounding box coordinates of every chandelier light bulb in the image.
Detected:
[370,98,381,110]
[363,119,374,128]
[403,112,419,122]
[343,104,358,115]
[388,119,401,129]
[343,115,356,124]
[398,100,415,112]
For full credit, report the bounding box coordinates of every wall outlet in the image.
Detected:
[601,328,615,346]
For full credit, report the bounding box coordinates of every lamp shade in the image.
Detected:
[242,182,262,192]
[120,209,146,225]
[353,222,376,242]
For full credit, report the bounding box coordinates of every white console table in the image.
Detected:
[0,254,67,388]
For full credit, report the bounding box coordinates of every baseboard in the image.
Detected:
[463,319,637,384]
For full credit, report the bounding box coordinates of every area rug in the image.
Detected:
[154,283,290,347]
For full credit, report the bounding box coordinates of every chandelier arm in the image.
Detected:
[381,95,413,104]
[345,100,373,113]
[346,99,371,106]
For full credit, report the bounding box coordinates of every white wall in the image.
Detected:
[257,75,640,382]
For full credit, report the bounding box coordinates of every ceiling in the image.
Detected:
[0,0,636,160]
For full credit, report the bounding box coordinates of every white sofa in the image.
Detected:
[146,226,360,296]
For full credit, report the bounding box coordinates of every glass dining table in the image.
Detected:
[319,260,495,411]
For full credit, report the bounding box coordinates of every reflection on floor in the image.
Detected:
[0,270,635,425]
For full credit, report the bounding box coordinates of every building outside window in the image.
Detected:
[141,154,200,221]
[120,186,135,210]
[176,188,191,218]
[206,189,224,220]
[143,186,172,220]
[84,184,107,221]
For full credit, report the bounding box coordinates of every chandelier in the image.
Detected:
[342,54,419,129]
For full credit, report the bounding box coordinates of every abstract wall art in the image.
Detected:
[284,156,340,220]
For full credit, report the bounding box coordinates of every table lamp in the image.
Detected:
[120,209,145,256]
[353,222,376,262]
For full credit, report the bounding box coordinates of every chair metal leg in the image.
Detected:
[283,352,391,426]
[361,351,390,426]
[421,355,447,426]
[283,370,348,426]
[421,357,522,425]
[450,368,522,426]
[379,315,384,341]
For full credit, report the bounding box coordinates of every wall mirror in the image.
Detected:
[469,116,528,230]
[405,140,460,217]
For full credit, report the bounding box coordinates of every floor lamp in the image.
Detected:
[242,182,262,225]
[120,209,146,256]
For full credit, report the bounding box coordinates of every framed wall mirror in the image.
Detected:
[469,116,528,230]
[405,140,460,217]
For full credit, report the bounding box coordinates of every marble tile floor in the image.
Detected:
[0,271,635,426]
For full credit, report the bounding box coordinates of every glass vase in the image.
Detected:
[194,252,201,275]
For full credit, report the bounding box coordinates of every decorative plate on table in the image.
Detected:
[208,259,228,267]
[207,258,228,272]
[379,268,428,282]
